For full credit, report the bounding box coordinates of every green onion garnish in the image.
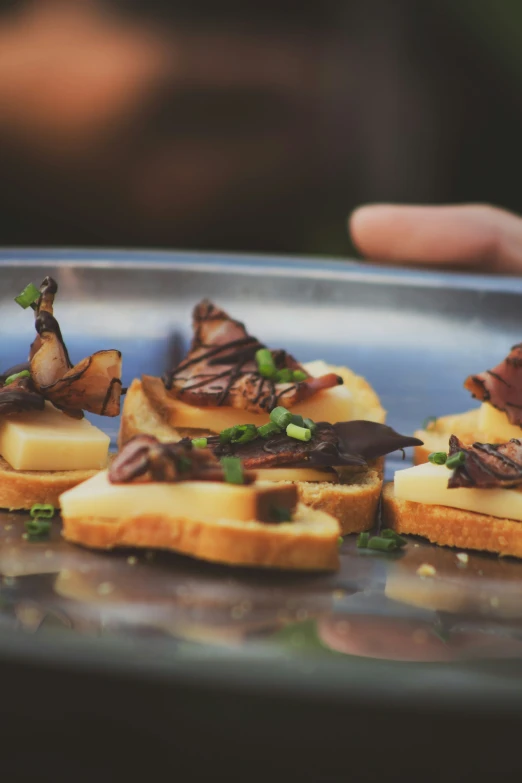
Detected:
[15,283,40,310]
[30,504,55,520]
[286,423,311,442]
[289,413,305,428]
[219,427,236,444]
[231,424,258,444]
[255,348,277,379]
[257,422,280,438]
[445,451,466,469]
[428,451,447,465]
[24,518,51,540]
[4,370,31,386]
[270,406,293,429]
[292,370,307,382]
[367,536,397,552]
[381,529,407,548]
[357,532,370,548]
[338,536,344,548]
[275,368,292,383]
[422,416,437,430]
[221,456,244,485]
[303,417,317,435]
[270,506,292,523]
[191,437,208,449]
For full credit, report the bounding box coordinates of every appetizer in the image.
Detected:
[0,277,122,509]
[189,410,421,534]
[414,344,522,464]
[60,436,341,571]
[120,299,386,445]
[383,434,522,558]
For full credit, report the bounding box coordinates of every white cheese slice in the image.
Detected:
[0,403,110,471]
[60,470,293,522]
[164,361,354,432]
[394,462,522,522]
[478,402,522,442]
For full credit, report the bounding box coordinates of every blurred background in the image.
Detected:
[0,0,521,257]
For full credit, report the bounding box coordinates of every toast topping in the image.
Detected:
[162,300,341,412]
[447,433,522,489]
[0,374,45,416]
[28,277,122,419]
[465,344,522,427]
[204,419,422,470]
[109,435,256,485]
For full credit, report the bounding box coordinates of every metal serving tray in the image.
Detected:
[1,250,522,782]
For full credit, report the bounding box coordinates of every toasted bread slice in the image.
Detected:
[61,503,340,571]
[382,482,522,558]
[119,363,386,448]
[0,456,101,510]
[272,467,382,536]
[413,408,481,465]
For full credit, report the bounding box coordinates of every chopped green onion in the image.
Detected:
[422,416,437,430]
[15,282,40,310]
[270,506,292,523]
[286,423,311,442]
[367,536,397,552]
[231,424,258,444]
[270,406,293,429]
[191,437,208,449]
[445,451,466,469]
[4,370,31,386]
[221,456,244,485]
[357,532,370,548]
[24,518,51,540]
[428,451,447,465]
[289,413,305,428]
[255,348,277,379]
[292,370,307,382]
[257,422,280,438]
[219,427,236,444]
[338,536,344,548]
[303,417,317,435]
[381,529,408,548]
[30,504,55,520]
[275,368,292,383]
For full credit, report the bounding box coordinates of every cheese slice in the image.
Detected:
[59,470,296,523]
[478,402,522,443]
[394,462,522,522]
[157,361,355,432]
[0,403,110,471]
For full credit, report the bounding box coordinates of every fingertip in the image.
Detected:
[348,203,396,256]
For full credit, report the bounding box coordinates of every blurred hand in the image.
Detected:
[349,204,522,274]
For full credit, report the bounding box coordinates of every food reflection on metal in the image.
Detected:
[384,542,522,619]
[14,602,74,633]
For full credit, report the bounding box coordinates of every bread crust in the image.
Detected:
[382,482,522,558]
[61,503,340,571]
[0,456,101,510]
[413,408,482,465]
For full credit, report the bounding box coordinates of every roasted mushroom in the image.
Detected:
[163,300,341,412]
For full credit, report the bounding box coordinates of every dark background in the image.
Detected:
[0,0,521,257]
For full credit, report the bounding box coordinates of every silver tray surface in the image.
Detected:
[0,249,522,710]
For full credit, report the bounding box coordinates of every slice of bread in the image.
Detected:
[270,467,382,536]
[382,482,522,558]
[61,503,340,571]
[0,456,101,510]
[119,363,386,448]
[413,408,481,465]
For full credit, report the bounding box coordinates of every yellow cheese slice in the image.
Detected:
[60,470,295,522]
[394,462,522,522]
[0,403,110,471]
[160,361,354,432]
[478,402,522,443]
